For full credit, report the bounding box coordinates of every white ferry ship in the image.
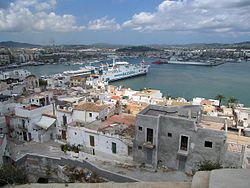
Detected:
[100,60,150,82]
[63,66,95,76]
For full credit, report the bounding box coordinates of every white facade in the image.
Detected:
[0,69,31,81]
[131,90,163,104]
[67,125,130,157]
[72,110,100,123]
[235,107,250,128]
[55,107,73,140]
[208,99,220,107]
[11,104,53,142]
[124,89,137,99]
[192,97,205,105]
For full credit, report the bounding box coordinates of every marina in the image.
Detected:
[13,58,250,106]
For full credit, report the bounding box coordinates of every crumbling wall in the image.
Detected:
[15,154,137,183]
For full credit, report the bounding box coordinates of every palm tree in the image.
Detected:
[227,96,238,107]
[215,94,225,107]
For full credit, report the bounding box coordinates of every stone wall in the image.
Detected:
[15,154,137,183]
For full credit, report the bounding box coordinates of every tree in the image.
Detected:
[39,79,48,87]
[227,96,238,107]
[215,94,225,107]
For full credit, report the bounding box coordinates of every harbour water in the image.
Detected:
[22,58,250,106]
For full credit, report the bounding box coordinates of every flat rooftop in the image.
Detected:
[68,121,103,131]
[227,131,250,146]
[199,120,224,131]
[141,105,201,120]
[145,109,171,116]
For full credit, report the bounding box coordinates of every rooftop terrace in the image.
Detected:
[140,105,201,120]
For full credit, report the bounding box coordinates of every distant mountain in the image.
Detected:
[116,46,160,52]
[149,41,250,49]
[1,40,250,49]
[89,43,127,49]
[0,41,43,48]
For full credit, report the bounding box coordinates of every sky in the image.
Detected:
[0,0,250,45]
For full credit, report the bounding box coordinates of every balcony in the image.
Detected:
[143,141,155,149]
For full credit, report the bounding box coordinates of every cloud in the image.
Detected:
[0,0,84,32]
[88,16,120,31]
[193,0,250,9]
[121,0,250,35]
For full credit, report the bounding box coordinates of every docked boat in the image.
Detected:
[100,60,150,82]
[151,60,168,64]
[167,57,223,66]
[63,66,95,76]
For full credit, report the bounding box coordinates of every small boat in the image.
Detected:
[151,60,167,64]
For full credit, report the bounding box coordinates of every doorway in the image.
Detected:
[112,142,117,154]
[28,132,32,141]
[178,155,187,171]
[23,131,27,141]
[146,149,153,164]
[62,130,66,140]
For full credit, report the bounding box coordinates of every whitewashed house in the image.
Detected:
[67,116,134,158]
[0,69,31,81]
[72,102,110,123]
[8,104,54,142]
[6,92,55,142]
[132,89,163,104]
[36,114,56,142]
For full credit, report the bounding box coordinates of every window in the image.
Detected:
[168,133,172,137]
[138,126,142,131]
[146,128,154,143]
[89,135,95,147]
[204,141,213,148]
[180,135,189,151]
[62,115,67,126]
[22,119,25,127]
[112,142,117,154]
[89,113,92,117]
[138,146,142,150]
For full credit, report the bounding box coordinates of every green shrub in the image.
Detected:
[197,160,222,171]
[60,144,79,153]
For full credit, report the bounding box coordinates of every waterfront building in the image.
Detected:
[0,69,31,81]
[131,89,163,105]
